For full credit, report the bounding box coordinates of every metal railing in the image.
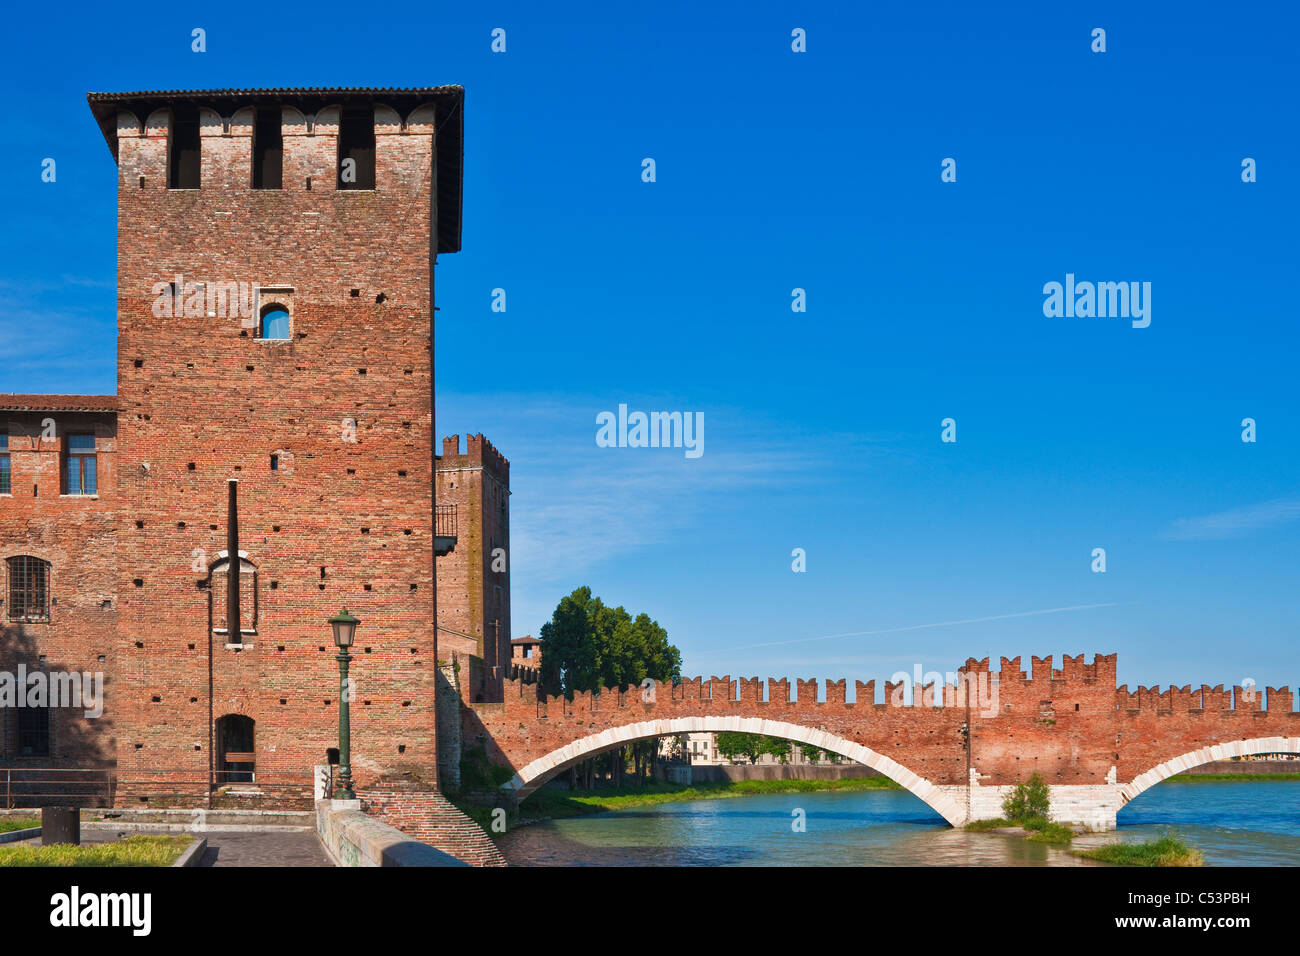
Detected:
[1,768,114,809]
[0,767,316,810]
[435,503,457,538]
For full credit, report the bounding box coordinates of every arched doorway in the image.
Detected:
[216,714,255,785]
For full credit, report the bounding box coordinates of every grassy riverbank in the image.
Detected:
[455,775,902,831]
[527,776,900,820]
[0,817,41,834]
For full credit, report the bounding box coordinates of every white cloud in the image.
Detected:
[1163,498,1300,541]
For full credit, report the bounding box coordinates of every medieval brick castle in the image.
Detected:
[0,88,509,806]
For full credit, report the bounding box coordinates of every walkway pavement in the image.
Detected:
[198,829,334,867]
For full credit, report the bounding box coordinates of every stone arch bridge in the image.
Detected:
[465,653,1299,830]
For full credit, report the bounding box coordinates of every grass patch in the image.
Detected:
[1076,834,1204,867]
[964,817,1015,831]
[1022,817,1075,845]
[1166,772,1300,783]
[0,817,41,834]
[0,835,192,867]
[965,815,1072,844]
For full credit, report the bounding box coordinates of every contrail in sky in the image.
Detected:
[701,602,1127,654]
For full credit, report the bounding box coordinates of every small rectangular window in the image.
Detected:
[168,104,201,189]
[337,106,376,190]
[0,430,9,494]
[65,433,97,495]
[253,107,283,189]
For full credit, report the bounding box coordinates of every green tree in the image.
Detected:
[715,732,766,764]
[538,586,602,696]
[762,737,793,764]
[800,744,825,764]
[540,587,682,788]
[1002,772,1051,822]
[539,587,681,697]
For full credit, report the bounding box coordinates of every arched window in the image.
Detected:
[6,556,51,623]
[259,304,290,340]
[208,554,258,638]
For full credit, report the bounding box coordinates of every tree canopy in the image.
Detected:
[539,586,681,697]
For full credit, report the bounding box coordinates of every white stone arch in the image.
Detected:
[504,715,966,826]
[1118,736,1300,807]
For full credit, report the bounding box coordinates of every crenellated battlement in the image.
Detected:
[962,652,1117,686]
[485,651,1300,720]
[1117,683,1295,713]
[439,432,510,480]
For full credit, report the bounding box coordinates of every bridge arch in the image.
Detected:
[1119,735,1300,807]
[503,716,966,826]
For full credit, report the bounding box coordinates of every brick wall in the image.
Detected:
[0,407,118,772]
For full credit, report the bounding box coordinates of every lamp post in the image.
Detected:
[329,609,359,800]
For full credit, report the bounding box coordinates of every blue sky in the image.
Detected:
[1,1,1296,692]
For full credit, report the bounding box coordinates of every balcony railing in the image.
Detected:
[435,503,457,538]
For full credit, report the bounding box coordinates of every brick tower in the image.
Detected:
[435,433,510,703]
[87,87,464,803]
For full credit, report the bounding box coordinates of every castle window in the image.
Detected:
[259,305,290,340]
[0,430,9,494]
[64,433,97,495]
[337,106,376,190]
[168,104,201,189]
[6,556,51,623]
[253,108,283,189]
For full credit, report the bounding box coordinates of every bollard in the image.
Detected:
[42,806,80,846]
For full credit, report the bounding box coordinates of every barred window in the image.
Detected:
[65,433,97,495]
[6,555,51,623]
[0,430,9,494]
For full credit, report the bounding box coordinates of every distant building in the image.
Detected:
[662,732,860,767]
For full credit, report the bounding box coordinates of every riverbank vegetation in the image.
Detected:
[451,775,903,832]
[1075,834,1204,867]
[963,775,1074,844]
[0,817,41,834]
[526,775,898,818]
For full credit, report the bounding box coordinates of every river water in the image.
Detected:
[497,780,1300,866]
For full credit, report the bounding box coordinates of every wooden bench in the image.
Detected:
[224,752,255,765]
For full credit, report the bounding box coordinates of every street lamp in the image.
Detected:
[329,608,359,799]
